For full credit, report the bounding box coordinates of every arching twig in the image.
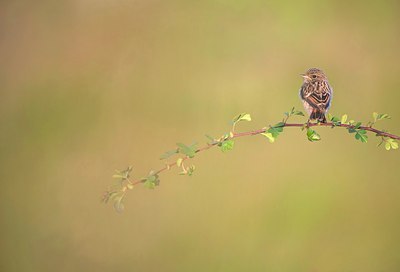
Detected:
[102,109,399,212]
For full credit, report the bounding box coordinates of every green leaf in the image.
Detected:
[113,196,125,213]
[232,113,252,124]
[160,149,178,160]
[261,132,275,143]
[220,140,234,152]
[109,191,124,201]
[373,112,391,123]
[112,166,133,180]
[269,123,284,136]
[176,158,183,167]
[143,180,156,189]
[355,130,368,143]
[102,191,119,204]
[292,110,304,116]
[112,174,125,179]
[307,128,321,142]
[327,113,340,125]
[379,113,391,120]
[187,165,196,176]
[205,134,217,144]
[330,115,340,122]
[273,122,285,128]
[261,122,285,143]
[385,142,391,150]
[106,191,126,212]
[387,139,399,150]
[373,112,379,123]
[177,142,197,158]
[148,175,156,183]
[341,114,348,124]
[268,127,281,138]
[143,173,160,189]
[286,107,305,117]
[377,137,384,147]
[328,114,341,126]
[348,122,362,133]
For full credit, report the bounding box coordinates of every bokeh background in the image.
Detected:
[1,1,400,271]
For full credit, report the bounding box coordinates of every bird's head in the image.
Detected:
[301,68,327,83]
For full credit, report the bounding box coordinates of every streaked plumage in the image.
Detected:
[299,68,333,123]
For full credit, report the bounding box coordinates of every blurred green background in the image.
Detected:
[1,0,400,271]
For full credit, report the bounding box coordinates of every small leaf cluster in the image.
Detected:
[102,166,134,212]
[306,128,321,142]
[206,113,252,153]
[160,142,198,177]
[384,138,399,150]
[112,166,133,181]
[378,137,399,151]
[328,112,398,148]
[327,113,352,127]
[369,112,398,150]
[261,107,304,143]
[143,170,160,189]
[227,113,252,150]
[261,122,284,143]
[328,113,369,143]
[176,157,196,176]
[220,139,234,152]
[176,142,197,158]
[160,142,198,160]
[347,122,368,143]
[157,113,251,182]
[371,112,391,125]
[207,132,234,152]
[284,107,305,120]
[159,149,178,160]
[102,190,126,213]
[232,113,252,129]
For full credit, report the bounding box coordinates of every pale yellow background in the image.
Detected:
[1,1,400,271]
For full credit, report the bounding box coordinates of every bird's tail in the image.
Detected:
[310,109,327,123]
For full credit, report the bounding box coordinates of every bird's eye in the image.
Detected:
[312,75,317,79]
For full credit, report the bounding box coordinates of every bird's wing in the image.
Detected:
[301,84,332,110]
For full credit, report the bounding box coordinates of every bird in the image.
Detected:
[299,68,333,123]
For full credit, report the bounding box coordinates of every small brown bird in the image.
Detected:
[299,68,333,123]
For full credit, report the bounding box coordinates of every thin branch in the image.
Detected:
[128,121,399,186]
[234,122,400,140]
[103,109,400,212]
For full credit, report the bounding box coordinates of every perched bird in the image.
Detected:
[299,68,333,123]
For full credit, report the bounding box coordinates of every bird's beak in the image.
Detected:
[300,74,311,80]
